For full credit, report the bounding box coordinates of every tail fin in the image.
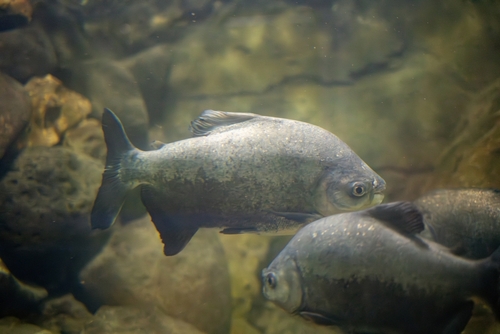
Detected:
[91,108,137,229]
[479,246,500,320]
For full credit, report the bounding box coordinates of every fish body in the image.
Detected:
[262,202,500,334]
[91,109,385,255]
[415,188,500,259]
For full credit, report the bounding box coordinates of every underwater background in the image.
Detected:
[1,0,500,333]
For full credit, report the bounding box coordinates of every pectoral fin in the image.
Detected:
[141,186,198,256]
[441,302,473,334]
[268,210,322,224]
[299,311,339,326]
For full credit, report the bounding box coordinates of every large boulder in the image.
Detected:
[65,59,150,150]
[84,306,206,334]
[0,258,47,318]
[0,317,53,334]
[79,216,232,334]
[0,146,110,293]
[0,72,31,160]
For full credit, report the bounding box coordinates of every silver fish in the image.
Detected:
[91,108,386,255]
[415,188,500,259]
[262,202,500,334]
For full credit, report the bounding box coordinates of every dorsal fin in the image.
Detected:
[189,110,258,136]
[364,202,424,235]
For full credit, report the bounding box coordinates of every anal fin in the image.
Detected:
[268,210,322,224]
[440,302,473,334]
[220,227,259,234]
[141,186,198,256]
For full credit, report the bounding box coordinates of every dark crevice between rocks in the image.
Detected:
[184,74,355,101]
[183,46,408,101]
[0,14,29,32]
[0,145,23,182]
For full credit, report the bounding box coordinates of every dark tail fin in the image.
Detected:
[479,246,500,320]
[91,108,137,229]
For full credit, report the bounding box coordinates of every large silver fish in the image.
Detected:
[415,188,500,259]
[91,108,386,255]
[262,202,500,334]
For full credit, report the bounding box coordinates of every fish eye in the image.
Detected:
[351,182,366,197]
[266,273,277,289]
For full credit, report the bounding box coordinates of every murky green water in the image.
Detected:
[1,0,500,333]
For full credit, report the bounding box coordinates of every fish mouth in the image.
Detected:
[372,192,385,205]
[371,177,386,205]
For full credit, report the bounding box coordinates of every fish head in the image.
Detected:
[314,163,386,215]
[262,255,303,313]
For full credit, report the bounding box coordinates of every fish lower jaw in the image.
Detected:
[372,193,385,205]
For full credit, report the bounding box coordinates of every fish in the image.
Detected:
[262,202,500,334]
[414,188,500,259]
[91,108,386,256]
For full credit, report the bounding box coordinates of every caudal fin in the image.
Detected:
[91,108,137,229]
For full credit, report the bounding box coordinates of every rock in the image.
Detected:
[0,72,31,160]
[415,78,500,194]
[0,258,48,318]
[0,0,90,83]
[0,20,57,83]
[84,305,206,334]
[65,59,150,150]
[82,0,218,57]
[79,216,232,334]
[63,118,106,162]
[0,0,32,32]
[0,0,33,20]
[24,74,92,147]
[35,294,93,334]
[218,234,271,321]
[121,44,175,123]
[168,4,404,98]
[0,317,54,334]
[251,301,340,334]
[0,146,111,293]
[32,0,89,68]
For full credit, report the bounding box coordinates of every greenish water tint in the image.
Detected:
[0,0,500,333]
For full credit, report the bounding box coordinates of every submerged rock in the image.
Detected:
[0,317,53,334]
[62,118,106,162]
[0,258,48,318]
[252,301,340,334]
[0,72,31,160]
[168,4,404,98]
[0,20,57,82]
[416,78,500,194]
[218,234,271,328]
[0,0,32,33]
[36,294,93,334]
[0,146,110,293]
[84,306,206,334]
[24,74,92,147]
[79,216,232,334]
[121,44,175,123]
[66,59,150,150]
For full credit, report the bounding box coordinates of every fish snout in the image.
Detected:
[371,177,386,205]
[373,176,386,193]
